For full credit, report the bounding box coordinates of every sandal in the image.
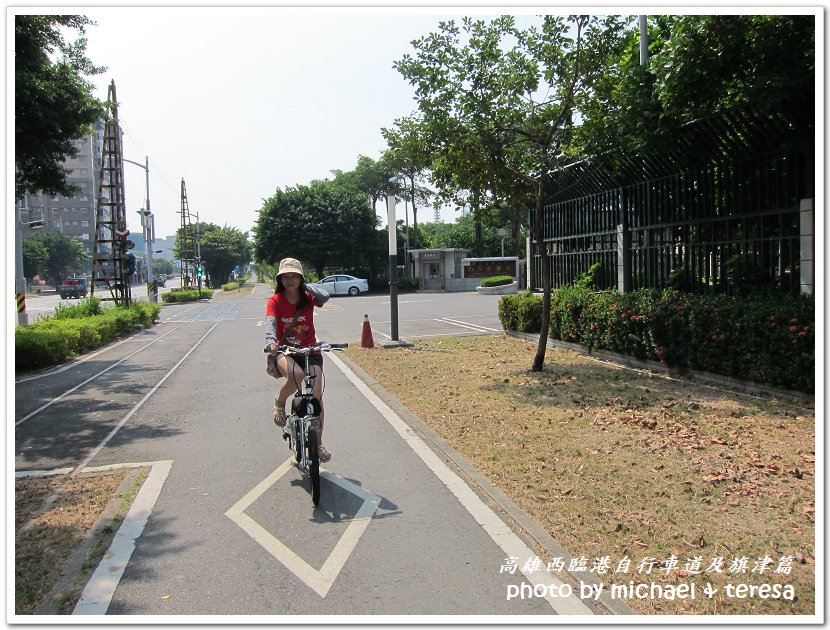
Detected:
[318,445,332,463]
[273,406,287,427]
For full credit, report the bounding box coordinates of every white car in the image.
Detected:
[309,274,369,296]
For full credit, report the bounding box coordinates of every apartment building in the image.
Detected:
[18,120,105,249]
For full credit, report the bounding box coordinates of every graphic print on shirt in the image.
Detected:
[281,314,310,346]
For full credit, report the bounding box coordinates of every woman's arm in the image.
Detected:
[306,284,330,306]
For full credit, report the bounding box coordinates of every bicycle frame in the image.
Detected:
[266,341,347,505]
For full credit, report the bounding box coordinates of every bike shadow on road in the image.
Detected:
[288,475,401,524]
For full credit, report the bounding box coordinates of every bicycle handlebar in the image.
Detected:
[264,341,348,354]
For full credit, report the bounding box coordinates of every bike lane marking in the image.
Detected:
[327,352,594,616]
[71,460,174,615]
[225,457,381,598]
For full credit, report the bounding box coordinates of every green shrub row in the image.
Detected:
[499,288,815,393]
[223,274,251,290]
[480,275,515,288]
[161,288,215,303]
[16,300,162,370]
[367,277,419,293]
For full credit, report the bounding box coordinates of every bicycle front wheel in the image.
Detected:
[306,425,320,505]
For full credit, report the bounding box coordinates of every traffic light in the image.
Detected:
[197,264,203,278]
[126,251,136,275]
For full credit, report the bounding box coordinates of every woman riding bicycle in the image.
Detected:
[265,258,332,461]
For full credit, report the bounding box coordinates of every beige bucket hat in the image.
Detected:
[277,258,304,280]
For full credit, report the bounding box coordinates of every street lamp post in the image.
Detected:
[124,156,157,302]
[386,179,399,341]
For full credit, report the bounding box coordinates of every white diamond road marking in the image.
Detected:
[225,457,381,598]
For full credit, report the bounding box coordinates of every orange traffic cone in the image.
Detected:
[361,313,375,348]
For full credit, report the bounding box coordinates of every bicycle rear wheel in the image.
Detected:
[306,425,320,505]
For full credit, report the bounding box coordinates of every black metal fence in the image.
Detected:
[530,108,812,295]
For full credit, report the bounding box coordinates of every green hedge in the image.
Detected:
[161,288,214,303]
[16,300,162,370]
[367,277,419,293]
[499,288,814,393]
[480,275,514,288]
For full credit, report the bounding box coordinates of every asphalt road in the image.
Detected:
[15,285,604,619]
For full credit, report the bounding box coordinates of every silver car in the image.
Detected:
[308,274,369,296]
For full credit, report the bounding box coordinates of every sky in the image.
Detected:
[13,3,799,241]
[44,6,548,240]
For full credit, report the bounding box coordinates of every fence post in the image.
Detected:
[617,188,632,293]
[526,236,534,290]
[800,198,814,295]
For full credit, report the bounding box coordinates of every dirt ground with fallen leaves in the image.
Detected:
[345,334,816,616]
[15,470,132,614]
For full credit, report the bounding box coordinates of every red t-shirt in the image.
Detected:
[266,291,319,349]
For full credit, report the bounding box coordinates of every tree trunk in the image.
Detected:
[531,180,550,372]
[473,189,484,257]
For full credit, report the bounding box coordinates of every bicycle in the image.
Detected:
[265,341,347,505]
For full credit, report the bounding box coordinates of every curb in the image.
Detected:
[339,353,636,616]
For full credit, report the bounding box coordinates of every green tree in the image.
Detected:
[382,114,436,250]
[25,231,89,286]
[15,15,106,197]
[199,226,252,287]
[253,179,379,279]
[418,214,507,256]
[22,234,50,280]
[331,154,398,217]
[572,15,815,158]
[394,15,593,370]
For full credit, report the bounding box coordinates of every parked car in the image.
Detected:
[308,274,369,296]
[58,277,88,299]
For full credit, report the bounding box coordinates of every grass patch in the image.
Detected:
[14,468,147,615]
[345,334,815,615]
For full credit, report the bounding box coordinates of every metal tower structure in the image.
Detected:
[91,80,132,306]
[179,179,197,289]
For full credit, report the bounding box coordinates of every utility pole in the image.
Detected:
[639,15,648,65]
[15,199,29,325]
[91,80,131,306]
[178,179,197,290]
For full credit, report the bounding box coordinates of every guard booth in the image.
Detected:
[409,248,468,291]
[410,248,524,292]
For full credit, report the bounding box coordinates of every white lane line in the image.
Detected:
[72,460,174,615]
[328,352,594,615]
[15,335,138,384]
[225,458,380,598]
[71,303,236,475]
[16,303,230,426]
[438,317,501,333]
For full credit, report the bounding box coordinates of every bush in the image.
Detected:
[499,292,542,333]
[50,296,103,320]
[367,278,419,293]
[15,301,163,371]
[15,324,79,368]
[399,277,419,292]
[498,287,814,393]
[161,288,214,303]
[480,275,514,288]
